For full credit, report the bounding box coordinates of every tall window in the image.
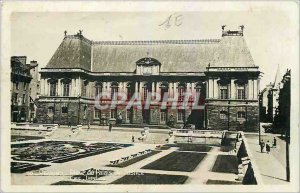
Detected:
[50,82,57,96]
[95,82,102,97]
[143,82,151,101]
[220,110,228,119]
[61,103,68,113]
[160,109,167,122]
[177,109,185,121]
[48,106,54,114]
[82,81,88,97]
[63,82,70,96]
[178,82,186,102]
[126,82,134,100]
[110,109,117,119]
[22,94,26,104]
[220,86,228,99]
[16,82,19,90]
[237,87,245,99]
[23,83,27,90]
[94,108,101,119]
[111,82,119,100]
[160,82,168,101]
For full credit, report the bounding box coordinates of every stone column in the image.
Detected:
[139,82,143,100]
[253,79,258,99]
[174,82,178,100]
[231,79,235,99]
[135,82,138,94]
[40,78,44,96]
[248,79,253,99]
[213,79,218,99]
[78,77,82,96]
[208,79,213,98]
[58,79,61,96]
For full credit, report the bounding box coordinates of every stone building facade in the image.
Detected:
[36,27,260,131]
[11,56,38,122]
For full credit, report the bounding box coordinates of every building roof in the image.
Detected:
[45,30,256,73]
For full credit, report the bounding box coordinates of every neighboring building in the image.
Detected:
[273,69,291,134]
[11,56,38,122]
[37,26,260,131]
[28,60,40,122]
[259,83,273,122]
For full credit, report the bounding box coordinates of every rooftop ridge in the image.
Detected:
[64,35,93,45]
[91,39,221,45]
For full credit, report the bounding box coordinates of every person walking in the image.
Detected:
[273,137,277,148]
[109,123,112,132]
[266,140,271,154]
[260,140,265,153]
[132,136,135,143]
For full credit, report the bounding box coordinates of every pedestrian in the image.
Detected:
[87,121,90,131]
[109,123,112,132]
[260,140,265,153]
[68,121,71,127]
[273,137,277,148]
[266,140,271,154]
[132,136,135,143]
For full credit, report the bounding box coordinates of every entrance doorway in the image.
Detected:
[142,109,150,124]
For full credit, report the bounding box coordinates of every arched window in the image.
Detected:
[220,110,228,119]
[126,82,134,100]
[160,82,169,101]
[95,82,103,97]
[178,82,186,102]
[111,82,119,100]
[62,79,71,96]
[143,82,152,101]
[49,79,57,96]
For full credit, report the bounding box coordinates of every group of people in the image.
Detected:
[260,137,277,154]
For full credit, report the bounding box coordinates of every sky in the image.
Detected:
[11,7,298,89]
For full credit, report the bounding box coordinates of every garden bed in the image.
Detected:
[211,155,238,174]
[142,151,206,172]
[111,173,188,184]
[206,179,242,185]
[107,151,161,168]
[11,162,50,173]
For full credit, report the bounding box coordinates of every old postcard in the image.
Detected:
[1,1,299,192]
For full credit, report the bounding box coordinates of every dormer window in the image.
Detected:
[136,57,161,75]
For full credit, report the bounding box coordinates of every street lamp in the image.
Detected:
[78,96,81,125]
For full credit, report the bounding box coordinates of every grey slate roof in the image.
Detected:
[45,33,256,72]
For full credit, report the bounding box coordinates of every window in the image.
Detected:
[23,83,27,90]
[47,106,54,114]
[237,111,246,119]
[177,110,184,121]
[143,83,151,101]
[62,107,68,113]
[50,82,56,96]
[160,82,168,101]
[178,83,186,102]
[110,109,116,119]
[220,110,228,119]
[160,110,167,122]
[237,88,245,99]
[126,109,131,121]
[94,109,101,119]
[220,87,228,99]
[95,82,102,97]
[16,82,19,90]
[22,94,26,104]
[63,83,70,96]
[111,82,119,100]
[13,93,18,103]
[82,81,88,96]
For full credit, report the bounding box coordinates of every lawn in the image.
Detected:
[52,181,101,185]
[211,155,238,174]
[142,151,207,172]
[206,179,242,185]
[171,143,212,152]
[11,162,50,173]
[107,151,161,168]
[111,173,188,184]
[11,135,45,142]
